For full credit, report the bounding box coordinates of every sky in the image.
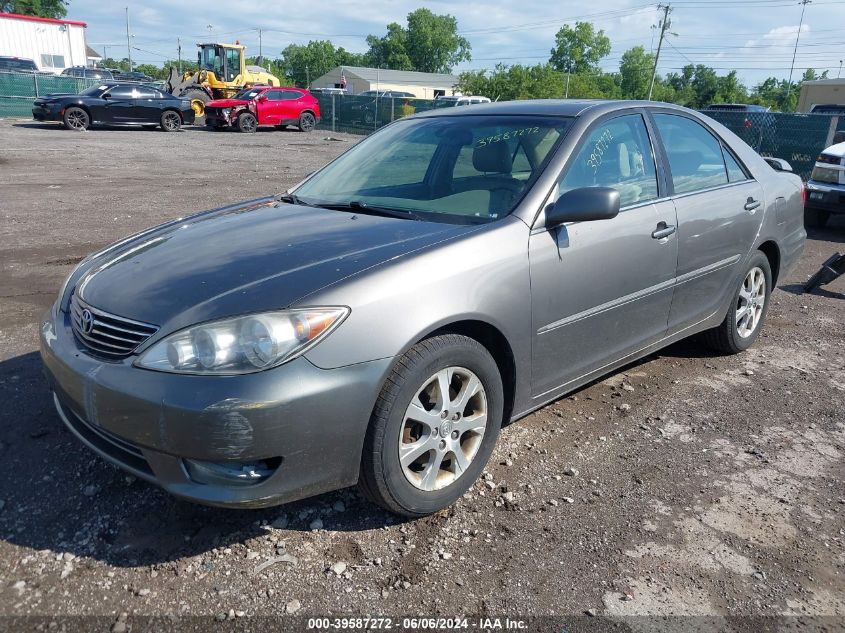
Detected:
[69,0,845,86]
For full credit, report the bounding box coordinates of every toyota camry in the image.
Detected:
[40,100,806,516]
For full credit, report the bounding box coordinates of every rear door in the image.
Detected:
[528,111,678,396]
[649,111,764,333]
[134,85,164,123]
[277,89,304,123]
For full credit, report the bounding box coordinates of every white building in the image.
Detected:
[0,12,89,73]
[311,66,460,99]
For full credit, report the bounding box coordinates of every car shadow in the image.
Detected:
[12,122,163,133]
[780,282,845,300]
[0,351,405,568]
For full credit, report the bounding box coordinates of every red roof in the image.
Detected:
[0,12,87,28]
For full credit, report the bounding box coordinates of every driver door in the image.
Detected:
[528,111,678,396]
[101,85,138,124]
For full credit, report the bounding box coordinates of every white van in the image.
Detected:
[434,95,491,108]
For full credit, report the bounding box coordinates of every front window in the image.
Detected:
[558,114,659,208]
[294,115,572,224]
[79,85,108,97]
[199,46,224,76]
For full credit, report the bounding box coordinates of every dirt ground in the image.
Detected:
[0,120,843,628]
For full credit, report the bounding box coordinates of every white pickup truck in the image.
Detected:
[805,138,845,228]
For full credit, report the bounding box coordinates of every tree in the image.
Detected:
[365,23,413,71]
[619,46,654,100]
[549,22,611,75]
[365,9,471,73]
[277,40,366,87]
[1,0,67,18]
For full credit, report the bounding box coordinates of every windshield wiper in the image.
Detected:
[274,191,311,206]
[320,200,423,221]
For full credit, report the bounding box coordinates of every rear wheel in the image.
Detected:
[298,111,316,132]
[804,207,830,229]
[359,334,503,516]
[703,251,771,354]
[63,107,89,131]
[237,112,257,133]
[182,88,209,125]
[160,110,181,132]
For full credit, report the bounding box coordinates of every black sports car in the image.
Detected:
[32,82,195,131]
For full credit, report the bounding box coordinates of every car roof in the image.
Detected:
[414,99,689,119]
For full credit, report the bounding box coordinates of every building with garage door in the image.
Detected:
[311,66,460,99]
[0,12,89,73]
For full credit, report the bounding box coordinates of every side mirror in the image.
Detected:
[102,92,112,99]
[257,95,268,102]
[546,187,621,228]
[763,157,792,172]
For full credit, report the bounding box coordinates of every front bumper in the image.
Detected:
[805,180,845,214]
[39,306,391,508]
[32,103,61,122]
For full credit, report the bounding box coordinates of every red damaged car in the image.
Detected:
[204,86,320,133]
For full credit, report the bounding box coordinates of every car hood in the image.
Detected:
[206,98,249,108]
[74,198,466,333]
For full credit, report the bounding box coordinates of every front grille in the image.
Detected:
[70,294,158,357]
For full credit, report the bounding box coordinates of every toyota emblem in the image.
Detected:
[80,309,95,335]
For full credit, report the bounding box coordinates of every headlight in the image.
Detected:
[135,307,349,374]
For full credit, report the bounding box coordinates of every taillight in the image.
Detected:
[802,185,806,205]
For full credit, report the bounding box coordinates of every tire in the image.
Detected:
[182,88,209,125]
[237,112,257,133]
[362,109,375,125]
[804,207,830,229]
[63,107,89,131]
[298,111,316,132]
[160,110,181,132]
[359,334,503,517]
[703,251,772,354]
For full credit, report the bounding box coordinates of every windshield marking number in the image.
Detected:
[587,129,614,172]
[476,126,540,148]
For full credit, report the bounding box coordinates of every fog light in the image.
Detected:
[184,457,282,486]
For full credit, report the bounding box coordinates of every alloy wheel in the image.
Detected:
[66,109,88,130]
[239,114,257,133]
[162,111,180,131]
[300,113,315,131]
[398,367,487,492]
[736,266,766,338]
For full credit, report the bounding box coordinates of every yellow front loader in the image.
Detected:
[164,42,280,123]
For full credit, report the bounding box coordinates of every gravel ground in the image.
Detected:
[0,120,843,627]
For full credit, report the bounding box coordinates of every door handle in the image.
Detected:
[744,198,761,212]
[652,222,676,240]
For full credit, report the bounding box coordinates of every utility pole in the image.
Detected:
[258,29,263,60]
[125,7,132,72]
[839,60,843,79]
[565,60,571,99]
[648,4,671,101]
[177,38,182,73]
[785,0,811,110]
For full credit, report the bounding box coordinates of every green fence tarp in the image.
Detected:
[0,71,102,118]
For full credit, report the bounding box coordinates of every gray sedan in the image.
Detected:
[40,100,806,516]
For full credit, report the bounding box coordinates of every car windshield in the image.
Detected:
[294,114,573,224]
[232,88,263,100]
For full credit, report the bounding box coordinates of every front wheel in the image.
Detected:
[237,112,257,133]
[63,107,89,131]
[298,111,316,132]
[703,251,772,354]
[160,110,181,132]
[359,334,503,517]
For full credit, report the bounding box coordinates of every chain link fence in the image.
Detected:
[701,109,842,181]
[1,74,841,182]
[312,93,442,136]
[0,71,102,118]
